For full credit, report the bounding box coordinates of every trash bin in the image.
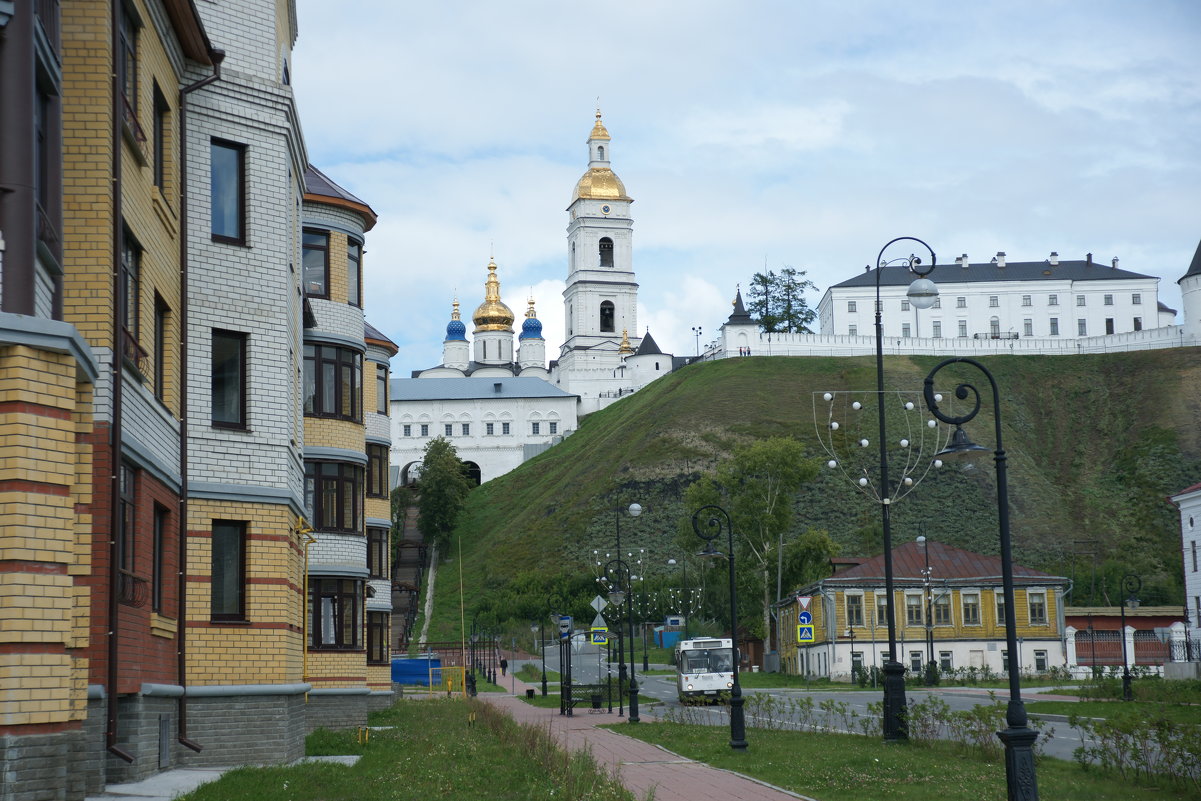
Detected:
[525,689,535,699]
[591,693,602,710]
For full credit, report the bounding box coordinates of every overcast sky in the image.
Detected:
[292,1,1200,373]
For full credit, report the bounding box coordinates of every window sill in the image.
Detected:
[212,422,251,433]
[211,234,248,247]
[210,618,250,626]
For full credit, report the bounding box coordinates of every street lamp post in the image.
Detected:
[545,594,561,700]
[846,628,857,682]
[692,326,703,357]
[918,534,937,686]
[923,357,1039,801]
[604,558,639,723]
[669,557,689,639]
[1120,574,1142,701]
[692,505,747,750]
[873,236,938,741]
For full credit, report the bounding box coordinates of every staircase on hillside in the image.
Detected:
[391,504,428,651]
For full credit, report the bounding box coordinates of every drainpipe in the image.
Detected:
[104,0,134,763]
[176,45,224,754]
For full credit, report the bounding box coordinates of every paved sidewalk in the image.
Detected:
[483,674,812,801]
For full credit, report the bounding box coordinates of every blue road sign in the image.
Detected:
[798,611,813,625]
[590,628,608,645]
[796,625,815,643]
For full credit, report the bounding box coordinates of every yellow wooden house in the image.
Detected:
[779,539,1069,680]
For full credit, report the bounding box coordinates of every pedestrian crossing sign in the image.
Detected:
[590,627,608,645]
[797,625,815,643]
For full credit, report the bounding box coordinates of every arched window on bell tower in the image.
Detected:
[600,301,615,333]
[571,242,576,270]
[597,145,605,161]
[599,237,613,268]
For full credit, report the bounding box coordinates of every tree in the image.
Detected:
[416,437,472,552]
[682,437,821,639]
[746,267,818,334]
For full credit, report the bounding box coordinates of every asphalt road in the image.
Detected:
[535,649,1093,763]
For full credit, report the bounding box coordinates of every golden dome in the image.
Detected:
[572,168,630,202]
[618,329,634,355]
[589,110,611,141]
[472,259,515,332]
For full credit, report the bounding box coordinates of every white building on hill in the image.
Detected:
[712,239,1201,359]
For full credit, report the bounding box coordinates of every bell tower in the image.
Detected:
[561,110,639,358]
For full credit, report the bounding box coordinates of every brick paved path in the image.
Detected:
[481,675,813,801]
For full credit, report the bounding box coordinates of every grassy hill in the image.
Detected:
[420,349,1201,642]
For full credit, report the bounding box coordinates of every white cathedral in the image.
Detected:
[390,112,680,485]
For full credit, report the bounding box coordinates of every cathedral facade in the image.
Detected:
[389,113,680,485]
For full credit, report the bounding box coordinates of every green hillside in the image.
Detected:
[422,349,1201,642]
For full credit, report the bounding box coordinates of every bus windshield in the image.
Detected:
[682,648,733,674]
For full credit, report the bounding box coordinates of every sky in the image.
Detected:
[291,1,1201,373]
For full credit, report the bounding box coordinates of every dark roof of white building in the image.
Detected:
[831,257,1155,289]
[1183,239,1201,282]
[634,331,663,355]
[725,288,756,326]
[391,376,576,401]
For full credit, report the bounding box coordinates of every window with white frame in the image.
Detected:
[995,593,1006,627]
[1049,318,1059,336]
[1021,295,1032,306]
[532,421,540,435]
[444,423,452,436]
[486,422,494,435]
[931,321,941,338]
[875,594,889,628]
[1034,650,1048,671]
[1132,293,1141,305]
[1076,295,1086,306]
[402,424,411,437]
[1023,319,1033,337]
[989,296,999,307]
[902,323,911,338]
[420,423,429,436]
[901,299,910,311]
[933,595,951,625]
[848,300,857,312]
[1133,317,1142,331]
[962,592,981,625]
[940,651,953,671]
[549,422,558,435]
[1104,294,1113,306]
[848,325,857,336]
[462,423,470,436]
[958,320,968,338]
[956,297,966,308]
[1077,319,1087,336]
[501,422,510,435]
[1027,590,1047,625]
[846,593,864,627]
[905,594,923,626]
[1048,294,1058,306]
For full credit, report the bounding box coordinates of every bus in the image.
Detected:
[673,638,735,703]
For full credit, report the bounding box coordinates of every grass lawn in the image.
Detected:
[611,720,1197,801]
[177,698,634,801]
[1026,699,1201,726]
[514,663,559,683]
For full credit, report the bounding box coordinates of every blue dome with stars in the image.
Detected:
[444,299,467,341]
[519,298,543,340]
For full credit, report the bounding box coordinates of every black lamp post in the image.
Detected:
[917,534,937,686]
[692,505,747,750]
[543,594,560,698]
[924,357,1039,801]
[873,236,939,741]
[669,557,689,639]
[692,325,703,357]
[846,628,857,682]
[604,558,639,722]
[1120,574,1141,701]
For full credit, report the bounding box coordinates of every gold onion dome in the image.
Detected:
[472,259,515,332]
[572,111,630,203]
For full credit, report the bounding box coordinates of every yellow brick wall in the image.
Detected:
[327,231,348,306]
[304,417,364,452]
[0,344,93,727]
[306,650,365,690]
[366,664,391,690]
[365,496,390,523]
[186,500,305,686]
[60,0,116,348]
